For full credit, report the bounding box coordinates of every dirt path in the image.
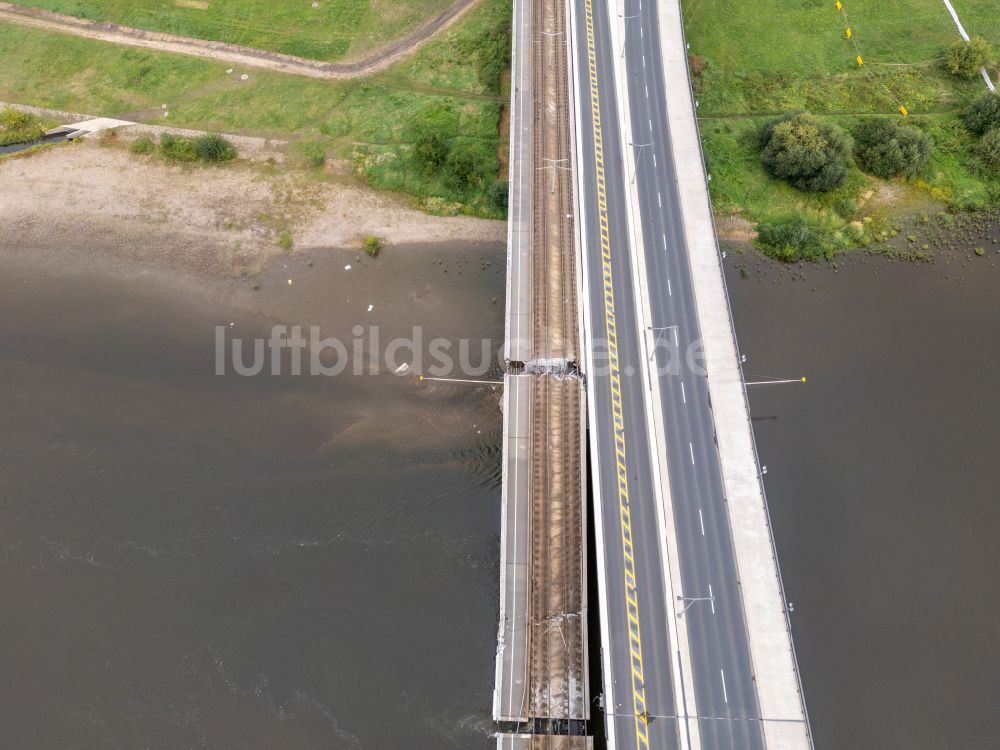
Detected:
[0,0,482,80]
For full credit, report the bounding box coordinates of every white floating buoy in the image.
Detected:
[344,264,351,270]
[287,279,293,285]
[367,304,374,312]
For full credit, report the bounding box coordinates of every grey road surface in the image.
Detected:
[573,0,770,746]
[571,0,680,747]
[618,0,765,746]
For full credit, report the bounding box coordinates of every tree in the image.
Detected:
[965,92,1000,135]
[945,35,992,79]
[852,118,932,178]
[760,113,851,192]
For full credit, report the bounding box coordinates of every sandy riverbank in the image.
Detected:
[0,141,505,278]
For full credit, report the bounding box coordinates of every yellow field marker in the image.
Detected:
[836,1,911,116]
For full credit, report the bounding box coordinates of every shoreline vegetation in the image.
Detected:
[0,0,512,219]
[683,0,1000,261]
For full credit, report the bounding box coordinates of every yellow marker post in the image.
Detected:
[846,27,852,38]
[856,54,863,66]
[899,105,909,117]
[835,0,842,9]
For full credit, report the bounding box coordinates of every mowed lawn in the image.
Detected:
[15,0,456,60]
[683,0,1000,114]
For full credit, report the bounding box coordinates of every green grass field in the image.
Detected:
[684,0,998,114]
[16,0,456,60]
[0,0,510,217]
[684,0,1000,257]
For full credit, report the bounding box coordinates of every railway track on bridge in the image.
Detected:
[530,0,577,364]
[525,0,585,733]
[496,0,587,741]
[528,376,583,723]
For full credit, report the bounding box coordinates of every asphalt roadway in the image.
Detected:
[571,0,678,746]
[572,0,768,747]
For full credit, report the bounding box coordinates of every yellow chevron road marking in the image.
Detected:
[582,0,649,746]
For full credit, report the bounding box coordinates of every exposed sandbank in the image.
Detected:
[0,141,505,278]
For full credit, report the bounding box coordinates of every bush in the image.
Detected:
[193,133,236,162]
[832,196,857,220]
[488,180,509,210]
[295,141,326,167]
[130,136,155,155]
[852,118,932,178]
[755,215,836,261]
[159,132,197,162]
[277,230,293,250]
[0,107,44,146]
[412,128,449,175]
[465,0,512,93]
[445,143,485,190]
[0,107,35,132]
[158,132,235,163]
[964,92,1000,135]
[362,235,383,257]
[945,35,992,79]
[760,113,851,192]
[972,128,1000,175]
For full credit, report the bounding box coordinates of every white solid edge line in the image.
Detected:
[569,0,617,742]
